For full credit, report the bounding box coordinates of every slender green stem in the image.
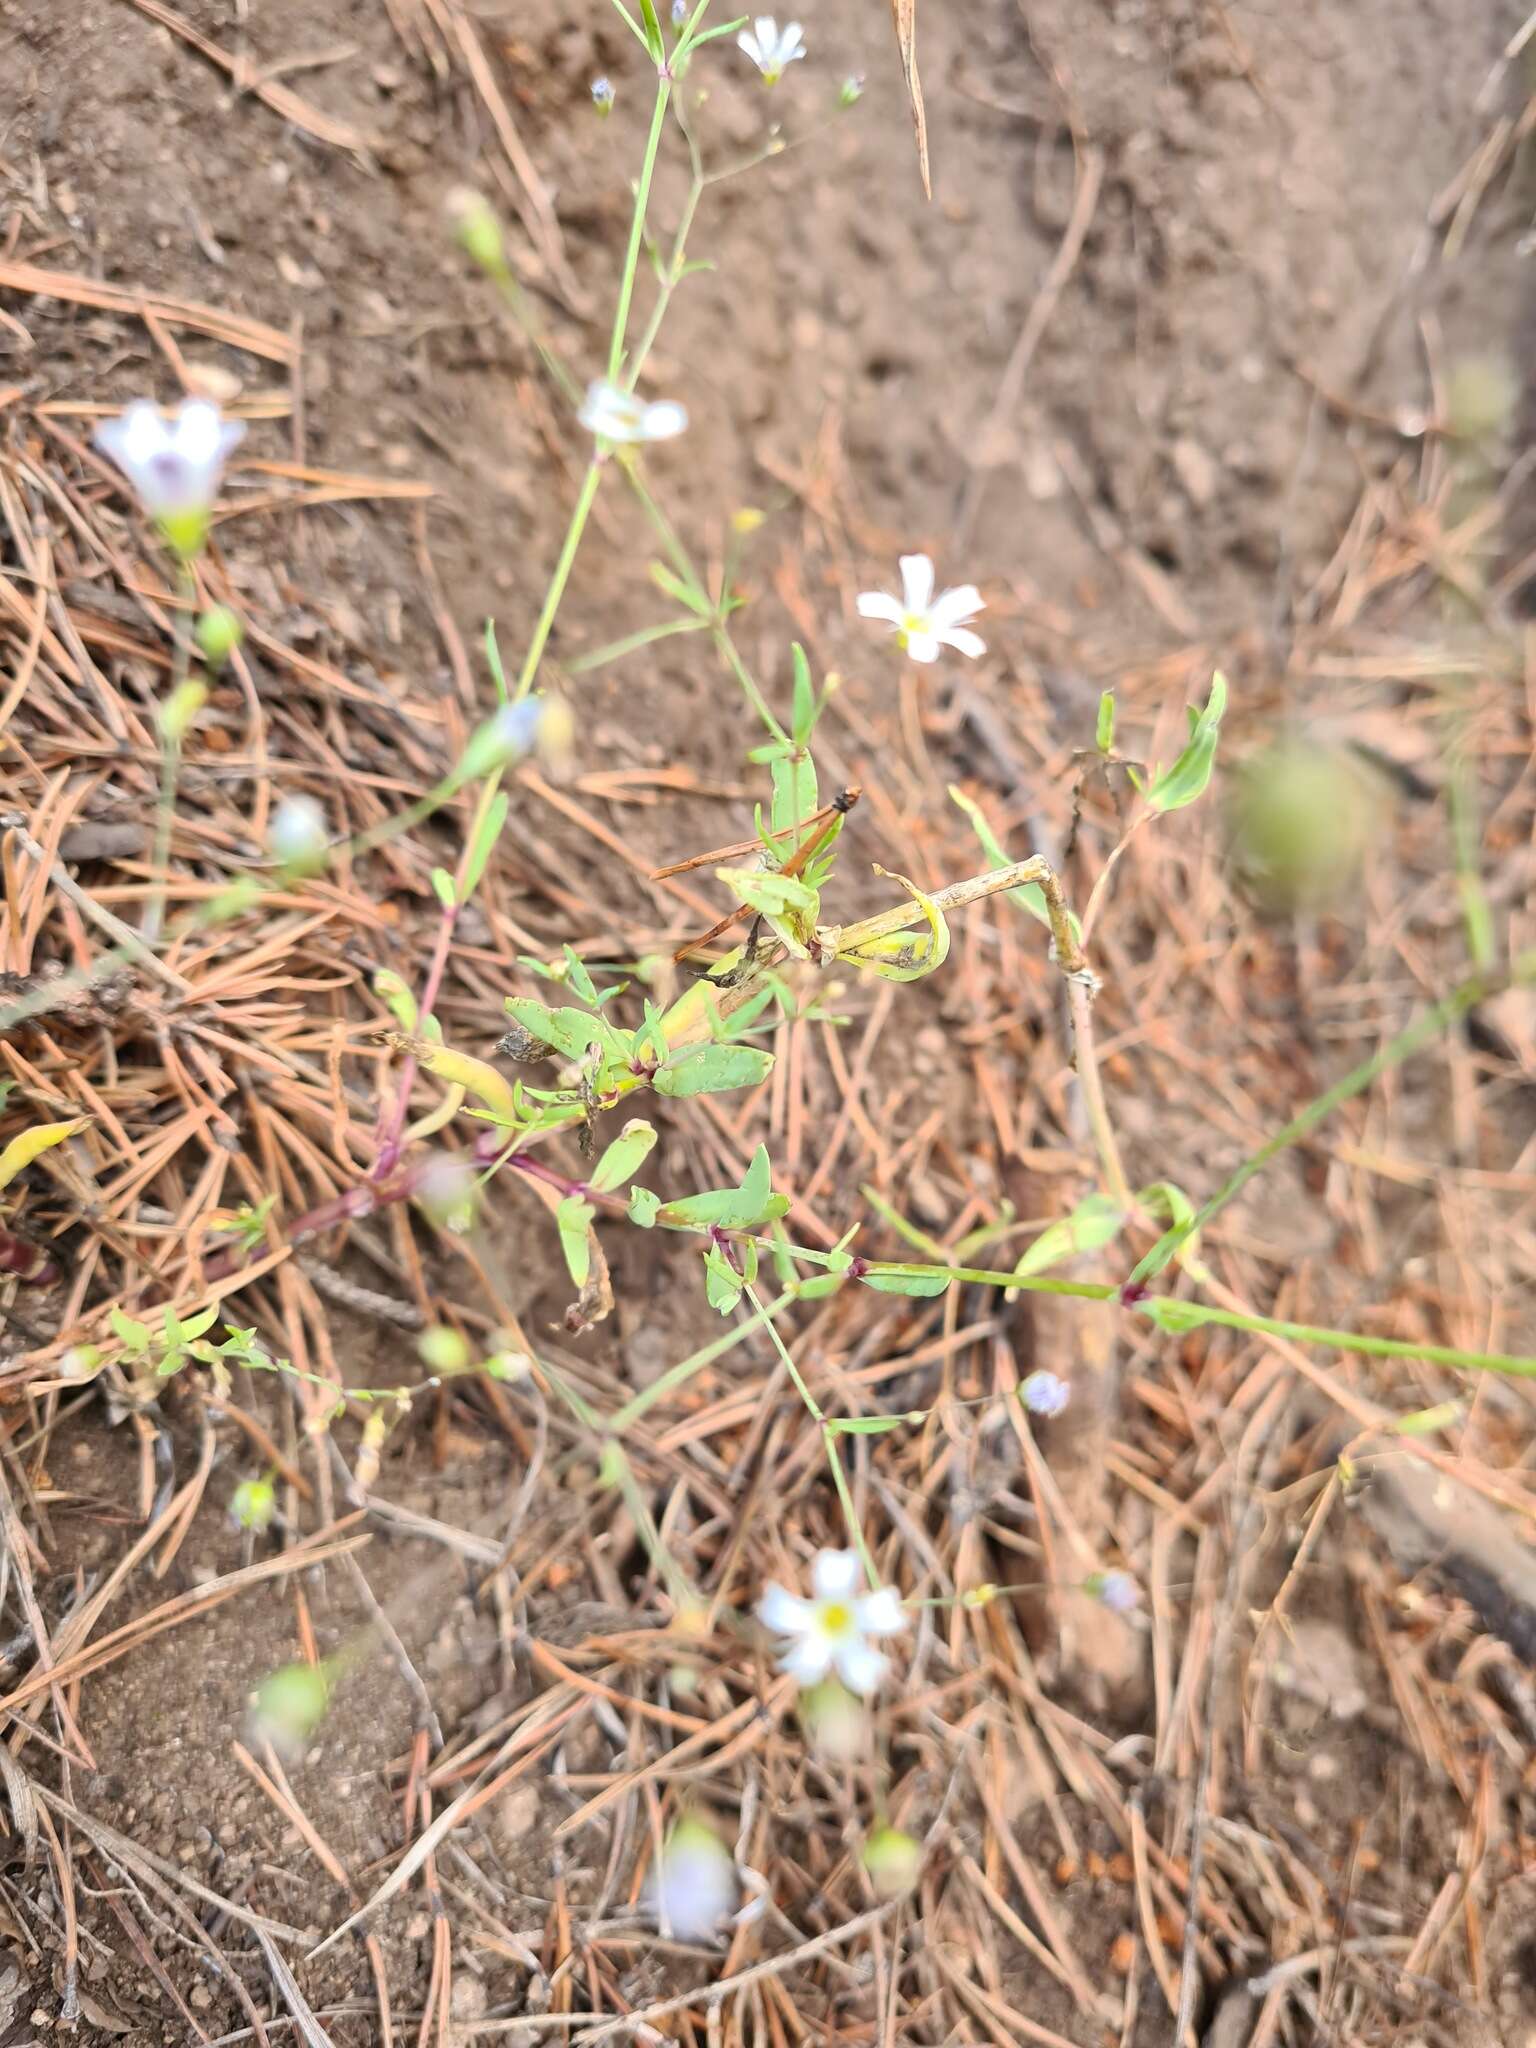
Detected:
[516,462,603,699]
[745,1282,823,1420]
[566,614,711,673]
[1128,955,1535,1286]
[714,626,790,743]
[144,566,197,944]
[607,1288,794,1433]
[1134,1302,1536,1380]
[824,1425,878,1586]
[609,81,673,381]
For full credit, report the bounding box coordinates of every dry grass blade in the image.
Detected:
[889,0,932,198]
[255,1932,339,2048]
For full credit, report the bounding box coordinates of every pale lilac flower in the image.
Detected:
[578,378,688,446]
[757,1548,906,1696]
[737,16,806,82]
[652,1819,737,1941]
[1093,1568,1140,1614]
[671,0,688,23]
[857,553,986,664]
[1021,1369,1071,1417]
[590,76,615,113]
[94,398,244,554]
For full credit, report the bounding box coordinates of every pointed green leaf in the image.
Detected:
[1096,690,1116,754]
[859,1265,952,1298]
[556,1194,595,1288]
[791,644,815,744]
[1136,1181,1212,1284]
[628,1185,662,1228]
[1149,672,1227,812]
[504,998,622,1063]
[462,791,510,899]
[589,1118,658,1194]
[1135,1296,1215,1335]
[703,1246,745,1314]
[109,1306,151,1355]
[1014,1193,1126,1278]
[648,559,712,618]
[561,946,599,1007]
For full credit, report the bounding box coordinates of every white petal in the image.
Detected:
[173,398,226,467]
[640,399,688,441]
[855,1586,908,1637]
[811,1549,861,1601]
[938,626,987,659]
[756,16,777,46]
[781,24,805,58]
[757,1583,812,1634]
[898,553,934,613]
[103,400,169,471]
[835,1638,890,1696]
[903,632,941,664]
[779,1631,834,1684]
[655,1826,736,1940]
[856,591,904,625]
[927,583,984,629]
[737,28,762,62]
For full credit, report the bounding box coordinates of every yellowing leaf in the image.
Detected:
[890,0,931,198]
[386,1035,518,1123]
[0,1117,89,1195]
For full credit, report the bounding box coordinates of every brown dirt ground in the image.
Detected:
[2,0,1536,2041]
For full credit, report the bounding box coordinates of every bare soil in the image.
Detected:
[2,0,1535,2041]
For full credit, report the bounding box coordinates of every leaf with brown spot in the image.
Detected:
[889,0,931,198]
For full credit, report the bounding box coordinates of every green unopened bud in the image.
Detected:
[961,1583,998,1610]
[418,1324,471,1375]
[416,1156,478,1235]
[58,1344,103,1381]
[457,699,542,783]
[1229,742,1382,913]
[484,1349,531,1383]
[194,605,243,667]
[249,1661,330,1758]
[229,1475,276,1532]
[800,1678,868,1763]
[862,1826,921,1899]
[839,75,864,106]
[447,187,506,275]
[160,677,208,744]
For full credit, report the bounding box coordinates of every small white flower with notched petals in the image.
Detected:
[757,1548,906,1696]
[737,16,806,82]
[578,378,688,446]
[857,553,986,664]
[94,398,244,556]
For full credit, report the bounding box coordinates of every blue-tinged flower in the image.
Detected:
[1021,1369,1071,1416]
[737,16,806,82]
[95,398,244,557]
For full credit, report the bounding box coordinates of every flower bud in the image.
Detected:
[416,1156,478,1235]
[446,186,506,275]
[229,1475,276,1533]
[159,678,207,745]
[249,1661,330,1759]
[591,76,616,114]
[267,794,329,873]
[839,75,864,106]
[194,605,243,667]
[862,1825,921,1899]
[457,698,543,782]
[418,1324,471,1375]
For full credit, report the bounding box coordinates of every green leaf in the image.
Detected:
[859,1265,952,1298]
[661,1147,787,1230]
[430,866,457,911]
[637,0,664,55]
[589,1118,658,1194]
[1136,1181,1212,1283]
[828,1412,917,1435]
[703,1246,745,1314]
[1096,691,1116,754]
[484,620,509,702]
[948,786,1055,932]
[503,998,622,1063]
[632,1001,670,1065]
[715,984,777,1040]
[835,869,950,984]
[1149,672,1227,813]
[628,1185,662,1228]
[1014,1193,1126,1278]
[770,748,819,844]
[109,1306,151,1355]
[653,1043,775,1099]
[556,1194,595,1288]
[791,643,815,744]
[795,1270,848,1301]
[181,1305,220,1342]
[462,792,510,898]
[714,866,820,954]
[648,559,713,619]
[561,947,599,1007]
[1135,1296,1216,1335]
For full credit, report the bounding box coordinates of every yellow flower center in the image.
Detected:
[819,1601,854,1636]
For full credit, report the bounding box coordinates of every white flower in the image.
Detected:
[94,398,244,553]
[578,379,688,446]
[857,553,986,664]
[757,1548,907,1696]
[652,1819,738,1941]
[737,16,806,82]
[267,795,328,871]
[1092,1568,1140,1614]
[1021,1369,1071,1416]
